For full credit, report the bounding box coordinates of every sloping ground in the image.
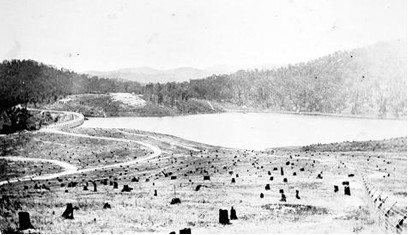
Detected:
[43,93,222,117]
[0,110,405,233]
[1,126,405,233]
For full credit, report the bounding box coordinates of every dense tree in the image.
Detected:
[0,59,143,133]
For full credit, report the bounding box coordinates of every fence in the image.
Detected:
[356,166,407,234]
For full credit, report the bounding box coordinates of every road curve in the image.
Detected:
[0,120,162,186]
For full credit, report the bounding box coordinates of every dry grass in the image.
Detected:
[0,128,405,233]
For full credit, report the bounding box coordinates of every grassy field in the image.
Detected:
[0,127,406,233]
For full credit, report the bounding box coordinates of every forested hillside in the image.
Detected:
[0,60,142,133]
[0,40,405,133]
[168,40,405,118]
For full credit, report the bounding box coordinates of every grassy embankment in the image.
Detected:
[0,126,405,233]
[42,93,223,117]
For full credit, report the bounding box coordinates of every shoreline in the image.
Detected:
[84,109,407,121]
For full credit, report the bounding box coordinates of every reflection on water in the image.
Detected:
[81,113,407,150]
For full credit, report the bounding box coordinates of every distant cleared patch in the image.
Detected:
[110,93,146,107]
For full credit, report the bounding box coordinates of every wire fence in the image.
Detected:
[356,167,407,234]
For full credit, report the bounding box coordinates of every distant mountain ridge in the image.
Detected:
[85,65,239,84]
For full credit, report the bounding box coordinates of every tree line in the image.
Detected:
[0,59,143,132]
[0,41,405,132]
[141,41,406,118]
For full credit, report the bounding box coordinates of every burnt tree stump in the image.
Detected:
[113,182,118,189]
[170,198,181,205]
[295,190,300,199]
[18,212,34,230]
[265,184,270,190]
[121,185,133,192]
[334,185,339,193]
[93,182,97,192]
[231,178,235,183]
[260,193,264,198]
[280,193,286,202]
[280,167,284,176]
[62,203,74,219]
[344,186,351,196]
[230,207,238,220]
[179,228,191,234]
[219,209,230,225]
[103,203,111,209]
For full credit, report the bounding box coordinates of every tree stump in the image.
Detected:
[280,193,286,202]
[93,182,97,192]
[121,185,133,192]
[269,176,274,181]
[279,189,284,194]
[62,203,74,219]
[170,198,181,205]
[260,193,264,198]
[131,177,139,182]
[280,167,284,176]
[344,186,351,196]
[219,209,230,225]
[230,207,238,220]
[204,176,210,181]
[334,185,339,193]
[265,184,270,190]
[295,190,300,199]
[18,212,34,230]
[231,178,235,183]
[83,185,88,191]
[283,178,288,183]
[195,185,202,191]
[154,189,157,196]
[179,228,191,234]
[113,182,118,189]
[103,203,111,209]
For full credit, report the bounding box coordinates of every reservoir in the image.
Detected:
[81,113,407,150]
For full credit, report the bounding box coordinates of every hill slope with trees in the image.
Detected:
[139,40,406,118]
[0,40,406,133]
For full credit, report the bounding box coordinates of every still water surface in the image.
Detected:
[81,113,407,150]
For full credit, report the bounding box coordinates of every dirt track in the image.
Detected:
[0,126,162,186]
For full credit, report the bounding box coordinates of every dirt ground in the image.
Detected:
[0,127,406,233]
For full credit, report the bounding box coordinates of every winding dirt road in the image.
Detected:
[0,118,162,186]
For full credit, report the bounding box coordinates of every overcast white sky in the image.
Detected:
[0,0,406,72]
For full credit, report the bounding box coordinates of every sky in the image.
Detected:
[0,0,406,72]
